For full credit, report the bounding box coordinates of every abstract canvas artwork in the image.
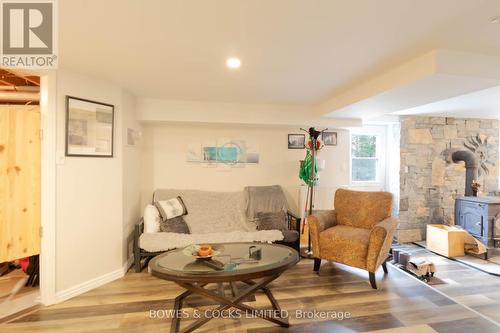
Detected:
[187,139,259,166]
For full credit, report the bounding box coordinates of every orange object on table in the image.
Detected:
[197,245,212,257]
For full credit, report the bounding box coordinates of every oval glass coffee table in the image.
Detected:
[149,242,299,333]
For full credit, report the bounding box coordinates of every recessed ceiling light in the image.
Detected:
[491,16,500,23]
[226,57,241,69]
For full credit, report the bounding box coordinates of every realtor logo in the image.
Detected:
[1,0,57,68]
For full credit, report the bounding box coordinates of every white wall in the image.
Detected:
[55,69,140,297]
[140,123,351,214]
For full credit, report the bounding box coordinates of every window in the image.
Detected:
[351,134,379,182]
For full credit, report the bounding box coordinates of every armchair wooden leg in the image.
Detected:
[313,258,321,273]
[369,272,377,289]
[382,261,388,274]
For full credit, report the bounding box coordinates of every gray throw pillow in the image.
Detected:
[155,196,188,220]
[159,216,190,234]
[256,211,287,231]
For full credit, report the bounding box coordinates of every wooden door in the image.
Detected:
[0,105,41,262]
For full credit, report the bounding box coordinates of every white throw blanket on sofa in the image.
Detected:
[140,230,284,252]
[153,189,253,233]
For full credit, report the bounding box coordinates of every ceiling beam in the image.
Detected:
[0,79,15,86]
[2,69,40,86]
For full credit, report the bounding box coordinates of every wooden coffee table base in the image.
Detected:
[170,274,289,333]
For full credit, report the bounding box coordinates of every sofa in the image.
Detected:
[133,186,301,272]
[308,188,398,289]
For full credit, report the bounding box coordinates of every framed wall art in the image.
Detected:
[288,134,305,149]
[322,131,337,146]
[66,96,114,157]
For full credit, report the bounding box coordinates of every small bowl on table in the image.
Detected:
[183,244,222,259]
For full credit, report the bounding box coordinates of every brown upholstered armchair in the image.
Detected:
[308,189,398,289]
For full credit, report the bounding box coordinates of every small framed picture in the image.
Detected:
[322,131,337,146]
[288,134,305,149]
[66,96,114,157]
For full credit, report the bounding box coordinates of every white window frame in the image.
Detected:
[349,127,386,187]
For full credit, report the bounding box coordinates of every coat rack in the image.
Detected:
[299,127,327,258]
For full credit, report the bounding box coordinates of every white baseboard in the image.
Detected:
[54,256,136,304]
[55,268,124,304]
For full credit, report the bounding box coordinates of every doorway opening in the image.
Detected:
[0,68,41,319]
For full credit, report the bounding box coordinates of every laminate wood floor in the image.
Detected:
[1,260,499,333]
[393,243,500,325]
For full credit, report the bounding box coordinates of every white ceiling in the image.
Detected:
[59,0,500,117]
[320,50,500,119]
[395,85,500,119]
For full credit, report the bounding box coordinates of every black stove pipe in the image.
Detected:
[452,150,479,196]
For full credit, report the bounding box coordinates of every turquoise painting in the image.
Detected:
[193,139,258,164]
[202,146,238,162]
[202,147,218,161]
[217,146,239,162]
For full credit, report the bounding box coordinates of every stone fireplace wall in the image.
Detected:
[398,116,499,242]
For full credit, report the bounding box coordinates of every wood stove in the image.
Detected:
[455,196,500,248]
[450,148,500,248]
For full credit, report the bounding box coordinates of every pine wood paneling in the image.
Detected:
[0,105,41,262]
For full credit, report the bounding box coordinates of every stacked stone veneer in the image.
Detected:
[398,117,499,243]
